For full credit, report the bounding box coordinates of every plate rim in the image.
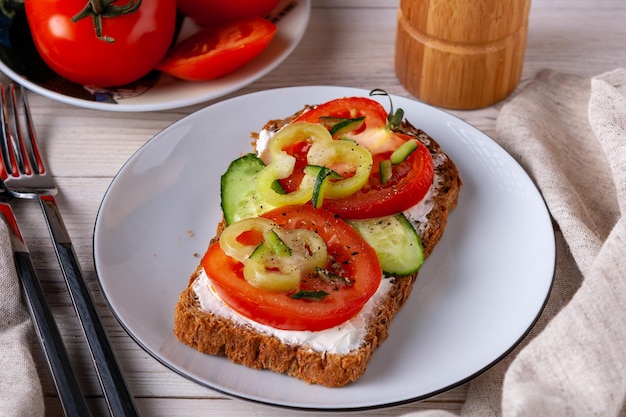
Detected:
[93,85,556,411]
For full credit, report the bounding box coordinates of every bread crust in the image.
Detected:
[173,111,462,387]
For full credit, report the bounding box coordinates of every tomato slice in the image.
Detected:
[323,133,434,218]
[295,96,406,154]
[283,97,435,218]
[156,17,277,81]
[202,204,382,331]
[296,97,388,129]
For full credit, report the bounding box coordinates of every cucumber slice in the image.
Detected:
[220,153,282,225]
[390,139,419,164]
[263,229,291,257]
[304,165,342,208]
[348,213,424,276]
[249,242,271,262]
[318,116,366,136]
[329,117,365,136]
[379,159,392,184]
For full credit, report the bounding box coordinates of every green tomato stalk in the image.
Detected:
[72,0,142,43]
[369,88,405,131]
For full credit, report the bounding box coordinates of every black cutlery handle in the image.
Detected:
[14,251,93,417]
[39,195,140,417]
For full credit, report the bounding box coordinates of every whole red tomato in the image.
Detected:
[176,0,280,26]
[25,0,177,87]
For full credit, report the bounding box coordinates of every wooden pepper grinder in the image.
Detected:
[395,0,531,110]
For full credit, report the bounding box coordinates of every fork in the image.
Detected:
[1,83,141,417]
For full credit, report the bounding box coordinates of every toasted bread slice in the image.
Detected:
[173,112,461,387]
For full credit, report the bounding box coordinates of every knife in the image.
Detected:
[0,198,92,417]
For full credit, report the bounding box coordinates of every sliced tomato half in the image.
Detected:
[156,17,277,81]
[202,204,382,331]
[283,97,435,218]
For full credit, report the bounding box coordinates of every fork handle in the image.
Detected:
[15,251,93,417]
[39,195,141,417]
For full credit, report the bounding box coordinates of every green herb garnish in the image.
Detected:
[291,290,329,301]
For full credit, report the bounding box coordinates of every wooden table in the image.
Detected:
[5,0,625,415]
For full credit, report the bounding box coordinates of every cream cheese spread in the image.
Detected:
[192,270,393,354]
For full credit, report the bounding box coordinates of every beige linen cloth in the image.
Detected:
[0,217,45,417]
[404,68,626,417]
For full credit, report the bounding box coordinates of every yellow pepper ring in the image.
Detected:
[307,138,372,199]
[257,121,373,207]
[218,217,328,293]
[256,122,327,207]
[243,260,301,292]
[219,217,275,261]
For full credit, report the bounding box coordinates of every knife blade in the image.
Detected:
[0,199,92,417]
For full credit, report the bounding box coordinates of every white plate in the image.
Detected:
[93,86,555,411]
[0,0,309,112]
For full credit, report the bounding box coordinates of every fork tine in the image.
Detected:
[0,85,19,178]
[19,85,45,175]
[0,86,9,179]
[8,83,37,176]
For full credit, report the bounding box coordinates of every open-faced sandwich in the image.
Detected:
[174,90,462,387]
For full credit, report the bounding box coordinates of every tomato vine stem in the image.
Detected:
[71,0,142,43]
[369,88,405,131]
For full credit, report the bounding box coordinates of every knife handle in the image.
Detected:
[39,195,141,417]
[14,250,93,417]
